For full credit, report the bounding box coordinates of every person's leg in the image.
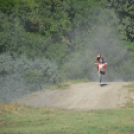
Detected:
[102,64,105,74]
[103,64,106,71]
[97,65,100,76]
[97,65,99,72]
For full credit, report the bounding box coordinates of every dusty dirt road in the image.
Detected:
[18,82,130,111]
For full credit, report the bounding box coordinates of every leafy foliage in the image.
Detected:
[108,0,134,41]
[0,53,58,102]
[0,0,18,14]
[0,0,106,62]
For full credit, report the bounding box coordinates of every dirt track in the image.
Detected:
[18,82,130,111]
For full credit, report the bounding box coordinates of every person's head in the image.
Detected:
[97,54,101,60]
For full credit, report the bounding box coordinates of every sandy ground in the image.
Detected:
[17,82,130,111]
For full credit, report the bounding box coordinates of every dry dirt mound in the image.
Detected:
[17,82,129,111]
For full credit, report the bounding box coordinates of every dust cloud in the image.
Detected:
[61,8,134,82]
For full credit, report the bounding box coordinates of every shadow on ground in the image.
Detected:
[100,84,108,87]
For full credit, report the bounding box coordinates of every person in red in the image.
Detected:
[95,54,107,74]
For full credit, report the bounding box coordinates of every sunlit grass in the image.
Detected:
[50,78,89,90]
[122,82,134,108]
[123,82,134,92]
[0,103,134,134]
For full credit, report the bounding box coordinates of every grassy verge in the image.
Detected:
[123,82,134,108]
[50,78,89,90]
[123,82,134,92]
[0,103,134,134]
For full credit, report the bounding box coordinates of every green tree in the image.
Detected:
[107,0,134,41]
[0,0,18,14]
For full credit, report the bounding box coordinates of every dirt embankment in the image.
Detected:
[17,82,130,111]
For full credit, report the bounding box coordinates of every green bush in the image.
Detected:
[0,53,58,102]
[22,58,59,91]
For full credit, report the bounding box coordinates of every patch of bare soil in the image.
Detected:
[17,82,130,111]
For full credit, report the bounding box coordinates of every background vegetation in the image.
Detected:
[1,0,134,101]
[0,53,58,102]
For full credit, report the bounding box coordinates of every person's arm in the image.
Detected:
[102,58,107,65]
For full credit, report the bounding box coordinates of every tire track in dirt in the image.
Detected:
[17,82,129,111]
